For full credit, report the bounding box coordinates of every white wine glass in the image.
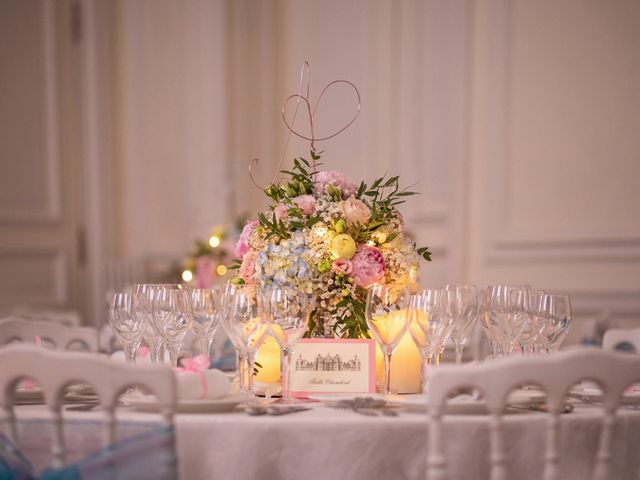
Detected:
[365,285,410,395]
[443,285,478,364]
[223,288,267,397]
[260,287,315,403]
[407,289,446,390]
[152,286,193,367]
[538,293,572,353]
[109,292,143,363]
[190,288,220,357]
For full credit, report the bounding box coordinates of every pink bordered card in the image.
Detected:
[288,338,376,397]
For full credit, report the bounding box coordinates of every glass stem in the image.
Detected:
[382,346,392,395]
[198,337,209,356]
[454,342,463,364]
[149,341,159,363]
[435,352,441,367]
[247,351,256,397]
[237,352,246,393]
[282,348,292,401]
[168,346,178,368]
[124,344,136,364]
[419,348,429,392]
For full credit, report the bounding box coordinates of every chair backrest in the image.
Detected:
[10,307,82,327]
[426,348,640,480]
[0,344,177,469]
[602,327,640,353]
[0,316,99,352]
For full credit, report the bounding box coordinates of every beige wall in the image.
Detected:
[103,0,640,334]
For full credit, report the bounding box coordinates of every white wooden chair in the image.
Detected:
[0,316,99,352]
[0,344,177,471]
[426,348,640,480]
[602,327,640,353]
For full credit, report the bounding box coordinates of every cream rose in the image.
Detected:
[329,234,357,260]
[341,197,371,226]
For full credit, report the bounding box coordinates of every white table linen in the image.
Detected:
[13,403,640,480]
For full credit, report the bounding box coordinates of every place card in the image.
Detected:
[288,339,376,396]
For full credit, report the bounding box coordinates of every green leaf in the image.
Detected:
[384,175,399,187]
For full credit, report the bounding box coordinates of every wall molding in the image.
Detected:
[0,247,68,305]
[480,0,640,263]
[0,1,63,224]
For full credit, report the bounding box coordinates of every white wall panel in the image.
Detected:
[467,0,640,330]
[0,0,62,223]
[0,249,67,307]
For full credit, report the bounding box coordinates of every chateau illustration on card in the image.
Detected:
[295,353,362,372]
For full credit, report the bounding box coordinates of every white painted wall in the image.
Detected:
[4,0,632,332]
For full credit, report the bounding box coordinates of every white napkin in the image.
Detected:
[176,369,231,400]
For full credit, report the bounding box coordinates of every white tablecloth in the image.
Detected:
[13,402,640,480]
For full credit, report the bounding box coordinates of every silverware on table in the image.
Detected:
[245,405,312,416]
[507,403,574,414]
[334,397,399,417]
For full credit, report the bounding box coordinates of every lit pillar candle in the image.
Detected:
[372,308,423,394]
[375,333,422,393]
[254,334,281,384]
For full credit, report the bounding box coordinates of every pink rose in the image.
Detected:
[292,194,317,216]
[332,258,353,275]
[274,204,289,221]
[313,170,357,199]
[341,197,371,226]
[238,250,258,284]
[351,246,386,288]
[235,220,259,258]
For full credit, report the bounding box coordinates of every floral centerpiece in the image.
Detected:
[230,151,431,339]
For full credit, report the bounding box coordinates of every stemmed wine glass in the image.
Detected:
[517,289,546,354]
[443,285,478,364]
[260,287,315,403]
[151,286,193,367]
[109,293,143,363]
[133,284,175,363]
[213,284,250,388]
[365,285,410,395]
[537,293,572,353]
[222,288,268,397]
[407,289,449,390]
[481,285,531,357]
[190,289,220,356]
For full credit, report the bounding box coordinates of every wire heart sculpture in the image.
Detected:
[281,79,361,149]
[249,62,361,189]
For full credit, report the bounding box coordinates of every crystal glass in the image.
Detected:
[190,289,220,356]
[481,285,531,357]
[223,288,268,397]
[407,289,447,390]
[213,284,247,389]
[365,285,410,395]
[518,289,546,354]
[133,284,182,363]
[443,285,478,364]
[537,293,572,353]
[151,286,193,367]
[260,287,315,403]
[109,293,143,363]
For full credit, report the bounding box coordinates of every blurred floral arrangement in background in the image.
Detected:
[181,223,244,288]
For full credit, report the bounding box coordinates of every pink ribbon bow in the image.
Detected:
[137,346,150,360]
[175,354,210,400]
